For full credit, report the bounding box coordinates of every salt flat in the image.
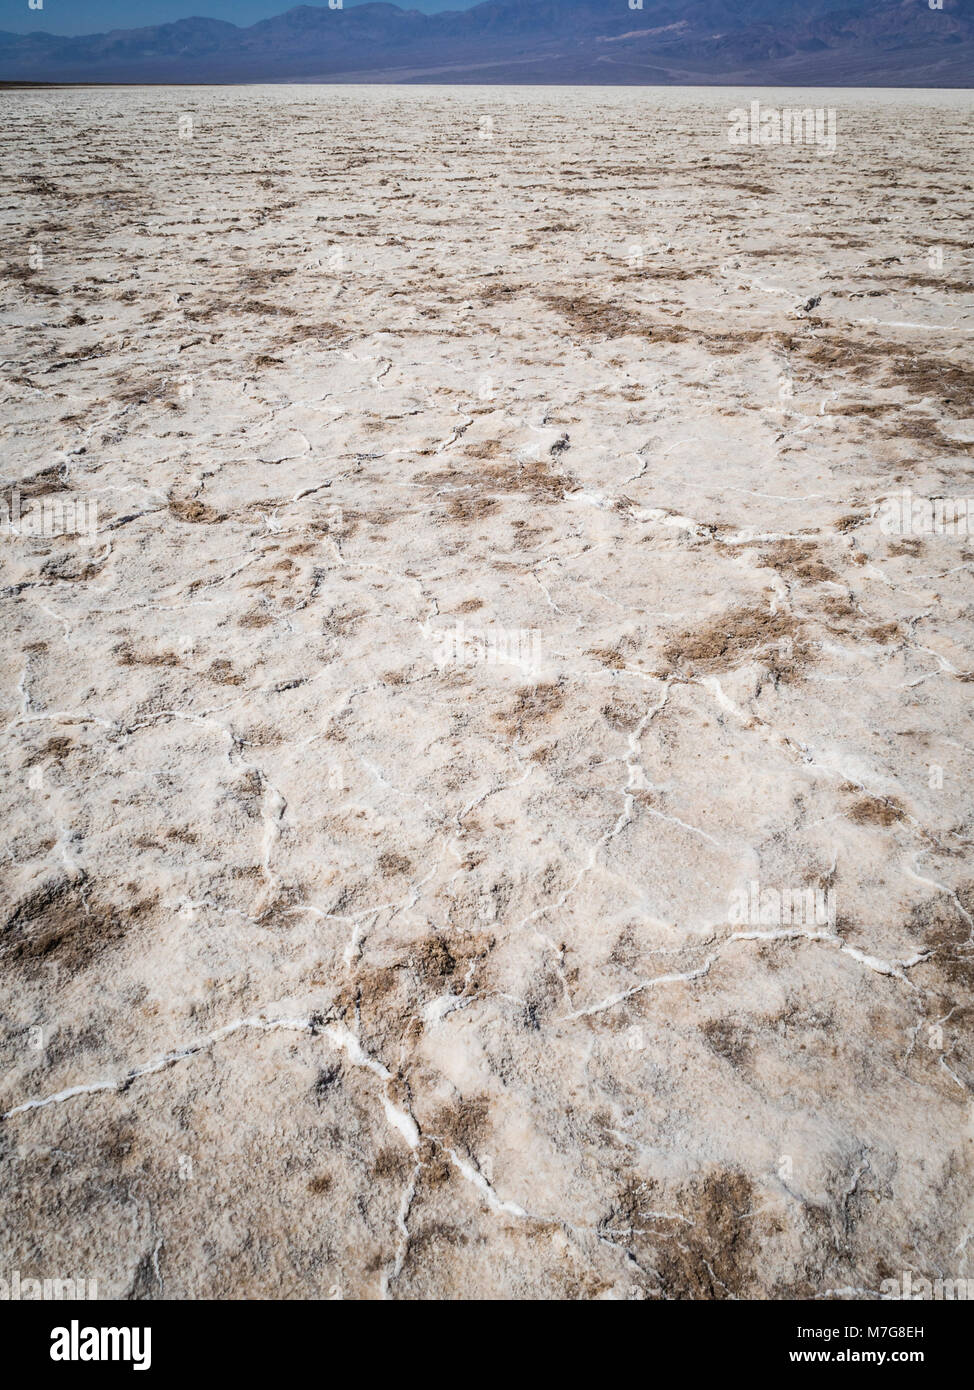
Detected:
[0,84,972,1300]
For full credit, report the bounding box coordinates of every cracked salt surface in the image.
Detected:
[0,84,972,1300]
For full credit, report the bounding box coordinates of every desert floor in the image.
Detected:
[0,85,972,1300]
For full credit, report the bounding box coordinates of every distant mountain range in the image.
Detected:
[2,0,972,86]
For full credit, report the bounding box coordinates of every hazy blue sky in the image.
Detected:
[0,0,482,35]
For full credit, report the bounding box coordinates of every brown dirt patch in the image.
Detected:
[662,606,803,677]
